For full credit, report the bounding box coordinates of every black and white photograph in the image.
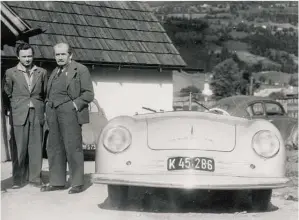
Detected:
[1,1,298,219]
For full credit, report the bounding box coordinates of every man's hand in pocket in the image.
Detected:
[73,102,78,111]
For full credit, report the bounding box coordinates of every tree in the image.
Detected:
[253,61,263,72]
[220,47,231,62]
[210,59,243,99]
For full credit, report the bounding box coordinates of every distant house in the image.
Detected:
[274,3,287,8]
[1,1,186,119]
[254,86,298,98]
[254,88,284,97]
[277,27,283,32]
[283,86,298,98]
[201,4,211,8]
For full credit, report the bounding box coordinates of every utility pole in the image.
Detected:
[249,76,254,96]
[189,92,192,111]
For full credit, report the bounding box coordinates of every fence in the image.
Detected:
[173,97,298,118]
[276,97,298,118]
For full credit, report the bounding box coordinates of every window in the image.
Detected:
[265,102,284,116]
[251,103,264,116]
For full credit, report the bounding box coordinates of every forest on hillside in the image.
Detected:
[150,1,298,98]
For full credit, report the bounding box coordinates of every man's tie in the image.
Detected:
[56,67,62,78]
[26,70,31,79]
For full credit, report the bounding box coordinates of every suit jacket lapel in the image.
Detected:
[66,61,78,89]
[14,69,30,92]
[30,68,42,93]
[47,67,58,97]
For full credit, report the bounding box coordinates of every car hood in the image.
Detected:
[133,111,249,152]
[133,111,249,125]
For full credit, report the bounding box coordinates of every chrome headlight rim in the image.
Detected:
[102,126,132,154]
[252,130,280,159]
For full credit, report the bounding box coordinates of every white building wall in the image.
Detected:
[90,67,173,120]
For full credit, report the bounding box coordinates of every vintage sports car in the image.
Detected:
[209,95,298,149]
[92,107,289,211]
[43,99,108,160]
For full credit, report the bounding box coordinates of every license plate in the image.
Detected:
[83,144,96,150]
[167,157,215,172]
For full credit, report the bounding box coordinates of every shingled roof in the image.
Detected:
[1,1,186,68]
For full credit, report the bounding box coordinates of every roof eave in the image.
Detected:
[1,56,187,70]
[1,2,44,48]
[21,28,44,39]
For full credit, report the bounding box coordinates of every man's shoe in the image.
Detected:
[68,185,84,194]
[12,184,22,189]
[40,185,65,192]
[29,182,42,188]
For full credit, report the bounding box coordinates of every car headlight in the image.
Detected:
[102,126,131,153]
[252,130,280,158]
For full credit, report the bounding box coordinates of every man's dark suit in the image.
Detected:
[4,66,48,185]
[46,60,94,187]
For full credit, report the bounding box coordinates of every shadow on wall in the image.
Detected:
[90,67,173,85]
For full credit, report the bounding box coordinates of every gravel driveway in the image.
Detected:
[1,160,298,220]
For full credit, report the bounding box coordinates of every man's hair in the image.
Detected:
[53,42,73,54]
[16,42,34,56]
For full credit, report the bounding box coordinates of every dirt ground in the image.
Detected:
[1,149,298,220]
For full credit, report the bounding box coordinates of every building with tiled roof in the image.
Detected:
[2,1,186,68]
[1,1,187,120]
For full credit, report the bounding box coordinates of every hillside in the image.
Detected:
[147,1,298,80]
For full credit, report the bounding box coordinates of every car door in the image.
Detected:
[89,99,108,136]
[82,99,108,148]
[264,101,297,142]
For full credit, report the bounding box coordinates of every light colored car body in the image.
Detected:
[92,111,289,190]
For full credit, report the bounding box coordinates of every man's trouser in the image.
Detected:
[12,108,43,185]
[46,101,84,187]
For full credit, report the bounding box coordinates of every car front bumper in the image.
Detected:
[92,173,290,189]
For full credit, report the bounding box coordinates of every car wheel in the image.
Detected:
[107,185,129,208]
[251,189,272,211]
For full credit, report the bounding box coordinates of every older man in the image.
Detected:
[41,43,94,194]
[4,42,48,188]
